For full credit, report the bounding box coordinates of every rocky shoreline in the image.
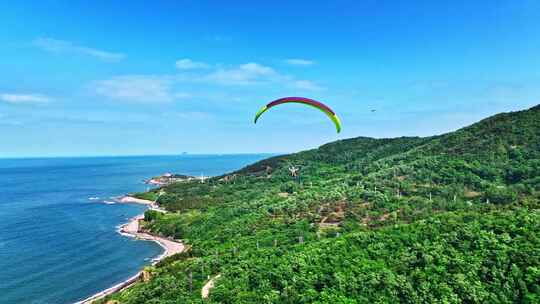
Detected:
[74,196,184,304]
[145,172,208,186]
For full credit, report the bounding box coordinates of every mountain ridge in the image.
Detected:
[99,104,540,304]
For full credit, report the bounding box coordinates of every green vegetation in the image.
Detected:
[133,191,159,202]
[99,105,539,303]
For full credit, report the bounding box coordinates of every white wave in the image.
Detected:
[103,200,116,205]
[88,197,100,200]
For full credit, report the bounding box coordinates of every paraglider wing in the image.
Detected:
[254,97,341,133]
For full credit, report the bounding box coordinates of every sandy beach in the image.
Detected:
[118,214,184,262]
[117,195,155,205]
[75,198,183,304]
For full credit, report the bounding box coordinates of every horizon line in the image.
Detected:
[0,152,281,160]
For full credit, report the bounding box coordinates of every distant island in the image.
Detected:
[94,105,539,303]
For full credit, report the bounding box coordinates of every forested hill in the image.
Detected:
[239,103,539,188]
[101,105,540,304]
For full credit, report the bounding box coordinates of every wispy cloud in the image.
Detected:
[165,111,214,121]
[0,93,51,104]
[33,37,125,62]
[204,35,232,42]
[92,75,177,103]
[285,58,315,66]
[0,113,23,126]
[200,62,323,89]
[92,61,323,102]
[204,63,278,85]
[175,58,210,70]
[173,92,192,99]
[290,80,323,91]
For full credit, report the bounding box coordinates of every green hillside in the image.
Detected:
[101,105,540,303]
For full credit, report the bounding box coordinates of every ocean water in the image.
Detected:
[0,155,268,304]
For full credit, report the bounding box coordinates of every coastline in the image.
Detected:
[74,196,184,304]
[117,195,155,205]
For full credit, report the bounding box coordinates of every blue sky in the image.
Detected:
[1,1,539,157]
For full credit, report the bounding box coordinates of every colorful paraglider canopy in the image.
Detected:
[254,97,341,133]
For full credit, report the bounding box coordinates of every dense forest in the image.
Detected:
[100,105,539,303]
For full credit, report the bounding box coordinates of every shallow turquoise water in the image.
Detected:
[0,155,267,304]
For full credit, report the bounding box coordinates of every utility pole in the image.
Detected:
[188,271,193,293]
[201,263,205,278]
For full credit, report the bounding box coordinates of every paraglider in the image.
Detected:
[254,97,341,133]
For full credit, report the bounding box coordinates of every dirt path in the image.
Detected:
[201,274,221,299]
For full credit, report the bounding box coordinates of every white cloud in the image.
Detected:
[0,115,23,125]
[92,75,176,103]
[285,58,315,66]
[199,62,322,89]
[92,61,323,102]
[175,59,210,70]
[167,111,214,120]
[174,92,192,99]
[204,62,278,85]
[0,93,51,104]
[204,35,232,42]
[290,80,323,91]
[33,38,125,62]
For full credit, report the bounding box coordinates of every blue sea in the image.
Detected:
[0,155,267,304]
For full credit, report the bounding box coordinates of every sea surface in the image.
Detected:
[0,154,268,304]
